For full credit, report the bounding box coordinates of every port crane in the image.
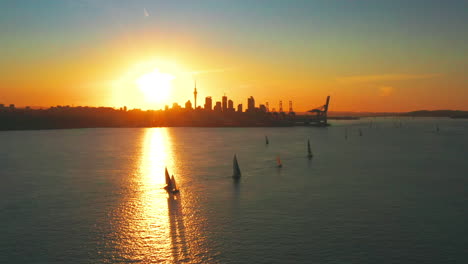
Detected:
[307,96,330,125]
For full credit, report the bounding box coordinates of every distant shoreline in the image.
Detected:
[1,116,465,132]
[328,110,468,118]
[1,108,466,132]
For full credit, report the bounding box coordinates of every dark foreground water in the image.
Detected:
[1,118,467,263]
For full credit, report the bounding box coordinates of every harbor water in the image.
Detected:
[1,118,467,263]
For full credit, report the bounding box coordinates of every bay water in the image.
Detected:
[1,118,467,263]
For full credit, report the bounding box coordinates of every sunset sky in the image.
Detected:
[1,0,467,112]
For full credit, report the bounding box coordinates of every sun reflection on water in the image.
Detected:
[113,128,208,263]
[139,128,175,184]
[113,128,175,262]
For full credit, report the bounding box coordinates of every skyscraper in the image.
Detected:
[247,96,255,112]
[185,100,192,109]
[228,99,234,111]
[214,102,222,112]
[222,95,228,112]
[204,96,212,110]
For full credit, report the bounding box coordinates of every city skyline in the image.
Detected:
[1,1,468,112]
[0,86,297,114]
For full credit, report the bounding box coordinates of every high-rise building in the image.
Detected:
[259,104,267,112]
[172,103,181,110]
[222,95,228,112]
[247,96,255,112]
[214,101,222,112]
[228,99,234,111]
[185,100,192,109]
[204,96,212,110]
[237,104,243,112]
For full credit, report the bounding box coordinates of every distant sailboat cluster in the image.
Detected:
[162,118,442,193]
[163,137,314,192]
[230,137,313,180]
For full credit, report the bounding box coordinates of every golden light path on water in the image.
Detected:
[114,128,201,263]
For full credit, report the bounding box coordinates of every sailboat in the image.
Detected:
[436,124,440,133]
[277,156,283,168]
[307,140,313,159]
[359,129,363,136]
[232,154,241,179]
[164,167,172,191]
[265,135,269,145]
[164,168,179,194]
[170,175,179,194]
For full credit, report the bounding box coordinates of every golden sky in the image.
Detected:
[1,1,467,112]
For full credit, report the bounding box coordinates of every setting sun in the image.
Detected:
[136,69,175,103]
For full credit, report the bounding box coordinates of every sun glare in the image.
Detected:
[136,69,175,103]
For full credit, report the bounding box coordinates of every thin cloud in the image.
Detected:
[337,73,441,83]
[238,84,253,89]
[188,67,234,76]
[144,8,150,17]
[379,86,394,96]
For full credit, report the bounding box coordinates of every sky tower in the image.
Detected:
[193,80,198,108]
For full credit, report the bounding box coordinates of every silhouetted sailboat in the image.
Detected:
[307,140,313,159]
[277,156,282,168]
[265,135,269,145]
[232,154,241,179]
[164,167,172,190]
[164,168,179,194]
[170,175,179,193]
[359,128,363,136]
[436,124,440,133]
